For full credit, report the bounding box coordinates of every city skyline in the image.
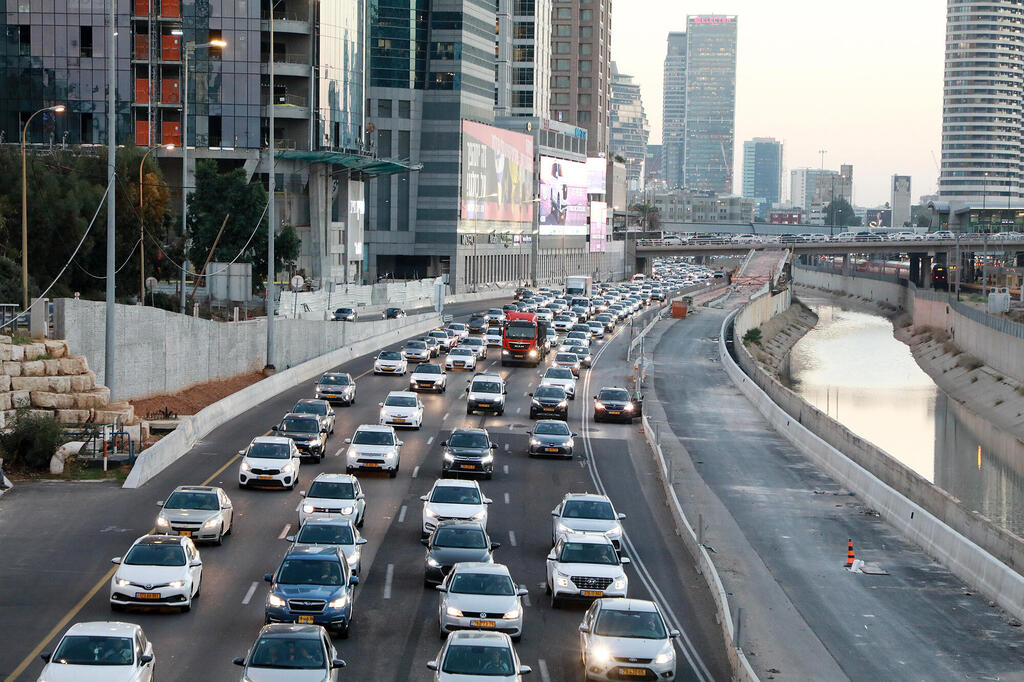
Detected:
[611,0,945,206]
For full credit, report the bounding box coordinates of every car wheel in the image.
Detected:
[338,623,350,640]
[550,593,561,609]
[512,633,522,643]
[345,466,354,475]
[237,481,246,489]
[466,408,473,415]
[111,602,125,612]
[214,527,223,546]
[545,581,551,595]
[180,602,191,613]
[485,471,493,480]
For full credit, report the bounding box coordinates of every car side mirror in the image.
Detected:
[427,661,439,671]
[520,665,533,675]
[284,535,295,542]
[465,386,470,392]
[271,425,278,431]
[156,500,164,507]
[321,426,329,433]
[378,402,384,407]
[421,538,430,546]
[40,653,52,663]
[190,560,202,568]
[527,392,533,397]
[344,438,352,444]
[490,542,501,550]
[550,510,558,516]
[440,440,448,447]
[237,449,246,456]
[398,440,404,446]
[572,432,578,437]
[483,497,492,504]
[111,557,122,564]
[517,587,529,596]
[222,503,232,510]
[298,490,306,497]
[349,575,359,586]
[546,552,556,561]
[420,495,429,501]
[490,443,497,449]
[618,513,626,520]
[332,658,347,668]
[233,656,246,667]
[264,573,273,582]
[578,624,590,633]
[357,538,368,545]
[357,493,366,500]
[670,629,680,638]
[620,557,631,565]
[140,654,154,664]
[435,584,447,592]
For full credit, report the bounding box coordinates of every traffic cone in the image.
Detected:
[845,539,855,568]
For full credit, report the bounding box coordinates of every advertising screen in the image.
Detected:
[539,156,589,235]
[586,158,607,194]
[589,201,607,252]
[460,121,534,223]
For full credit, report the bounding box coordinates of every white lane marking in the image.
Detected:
[412,465,420,479]
[504,443,510,452]
[443,412,450,421]
[503,492,510,505]
[516,407,522,414]
[333,448,344,457]
[508,424,515,431]
[503,464,509,475]
[398,505,407,523]
[383,564,395,599]
[427,436,435,446]
[519,584,531,607]
[278,524,291,540]
[523,391,530,397]
[509,530,517,547]
[538,659,551,682]
[242,581,258,605]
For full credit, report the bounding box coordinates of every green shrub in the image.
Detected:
[742,327,763,347]
[0,409,66,470]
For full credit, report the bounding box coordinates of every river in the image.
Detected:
[788,293,1024,536]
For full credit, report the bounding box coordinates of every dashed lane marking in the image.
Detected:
[412,465,420,479]
[509,530,517,547]
[504,492,510,505]
[427,436,434,446]
[398,505,407,523]
[538,659,551,682]
[278,524,291,540]
[242,581,258,605]
[383,564,395,599]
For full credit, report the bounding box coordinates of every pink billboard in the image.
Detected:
[539,156,589,235]
[589,201,607,252]
[461,121,535,223]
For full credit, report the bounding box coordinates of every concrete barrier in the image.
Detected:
[122,313,442,488]
[639,415,760,682]
[721,305,1024,622]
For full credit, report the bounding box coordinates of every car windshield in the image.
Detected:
[546,368,573,379]
[449,324,466,331]
[558,542,619,565]
[442,644,515,675]
[449,573,515,596]
[163,491,219,511]
[555,315,572,322]
[463,338,483,345]
[379,351,403,361]
[296,523,354,545]
[431,485,482,504]
[451,348,473,356]
[385,395,418,408]
[430,332,448,339]
[599,389,630,402]
[556,354,578,364]
[277,559,344,586]
[248,441,291,459]
[124,543,186,566]
[307,481,355,499]
[319,374,350,386]
[504,323,536,340]
[416,364,442,374]
[535,422,570,436]
[293,402,327,416]
[449,432,491,449]
[52,635,134,666]
[563,339,584,348]
[563,499,616,520]
[406,341,427,350]
[434,528,488,549]
[352,430,395,446]
[469,318,486,326]
[279,417,319,433]
[534,386,565,399]
[594,610,668,639]
[471,382,501,394]
[248,637,326,670]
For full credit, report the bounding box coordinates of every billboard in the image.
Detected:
[460,121,534,223]
[589,201,607,252]
[586,157,607,194]
[539,156,589,235]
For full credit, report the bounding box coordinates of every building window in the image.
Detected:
[579,60,592,73]
[554,75,570,88]
[513,67,533,84]
[578,76,592,89]
[398,130,411,158]
[579,9,593,20]
[378,100,392,118]
[514,91,534,109]
[556,25,571,36]
[80,26,93,57]
[556,8,571,19]
[430,71,457,89]
[579,43,592,55]
[431,42,459,60]
[556,42,570,54]
[579,25,593,38]
[513,23,534,39]
[208,30,223,60]
[378,129,392,156]
[554,59,570,71]
[209,115,222,146]
[578,93,591,106]
[578,110,592,122]
[513,45,534,61]
[398,100,411,118]
[17,25,30,56]
[554,93,569,105]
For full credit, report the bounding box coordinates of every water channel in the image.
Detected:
[788,293,1024,536]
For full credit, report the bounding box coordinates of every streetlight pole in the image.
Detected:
[138,144,174,302]
[105,0,115,397]
[21,104,65,311]
[267,5,277,369]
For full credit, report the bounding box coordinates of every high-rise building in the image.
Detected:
[741,137,783,217]
[495,0,551,118]
[891,175,912,227]
[683,15,737,193]
[791,168,837,209]
[939,0,1024,202]
[549,0,613,155]
[661,32,687,189]
[609,63,650,193]
[645,144,664,188]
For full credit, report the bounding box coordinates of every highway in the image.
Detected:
[0,296,729,681]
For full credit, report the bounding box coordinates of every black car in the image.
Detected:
[592,387,643,423]
[273,413,326,461]
[441,428,497,479]
[332,307,357,321]
[468,317,488,335]
[383,307,406,319]
[421,521,499,585]
[528,385,569,420]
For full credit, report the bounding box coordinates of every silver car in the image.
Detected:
[315,372,356,406]
[427,630,531,681]
[156,485,234,544]
[234,624,345,682]
[551,492,626,550]
[437,562,527,640]
[579,599,679,681]
[286,517,367,575]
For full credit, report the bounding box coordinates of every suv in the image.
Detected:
[298,473,366,528]
[238,436,301,489]
[466,373,506,415]
[315,372,356,406]
[421,478,492,537]
[546,532,629,608]
[528,385,569,420]
[273,413,326,462]
[331,307,356,321]
[264,546,359,638]
[442,428,498,479]
[344,425,403,478]
[292,398,335,435]
[592,387,642,423]
[551,493,626,550]
[155,485,233,544]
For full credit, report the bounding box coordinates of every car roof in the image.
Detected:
[310,473,358,483]
[435,519,487,531]
[135,534,188,546]
[320,372,352,380]
[385,390,418,398]
[172,485,219,494]
[282,412,319,422]
[446,630,510,646]
[252,435,293,446]
[63,621,142,638]
[451,427,489,436]
[412,363,443,370]
[257,623,326,640]
[295,398,328,406]
[283,545,345,560]
[298,515,356,529]
[354,424,394,433]
[563,492,612,504]
[450,561,511,576]
[560,531,616,545]
[433,478,480,489]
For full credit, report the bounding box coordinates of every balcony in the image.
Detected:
[261,10,310,35]
[260,53,311,78]
[262,93,309,119]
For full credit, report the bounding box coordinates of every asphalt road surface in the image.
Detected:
[0,295,729,681]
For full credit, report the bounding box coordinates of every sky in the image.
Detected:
[610,0,946,207]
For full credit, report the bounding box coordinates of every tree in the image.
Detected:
[823,198,860,229]
[628,202,661,231]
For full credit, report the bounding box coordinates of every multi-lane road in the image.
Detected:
[0,296,729,681]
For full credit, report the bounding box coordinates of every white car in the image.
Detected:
[445,347,478,371]
[460,336,488,359]
[286,517,367,575]
[731,233,758,243]
[344,425,403,478]
[579,598,679,682]
[155,485,233,545]
[373,350,408,375]
[421,479,491,536]
[379,390,425,429]
[410,363,448,393]
[446,323,469,340]
[39,621,155,682]
[430,329,457,352]
[427,631,531,680]
[932,230,956,240]
[551,493,626,550]
[437,563,527,640]
[546,532,629,608]
[466,373,506,416]
[238,436,301,490]
[298,473,366,527]
[110,535,203,613]
[541,367,577,399]
[486,328,503,347]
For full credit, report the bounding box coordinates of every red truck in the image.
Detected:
[501,311,548,367]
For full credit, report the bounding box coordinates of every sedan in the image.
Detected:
[234,624,345,682]
[468,317,489,335]
[552,315,575,332]
[427,631,531,681]
[40,621,155,682]
[331,307,356,321]
[541,367,577,399]
[592,387,642,422]
[528,385,569,420]
[527,420,576,458]
[445,347,478,371]
[110,535,203,613]
[420,336,442,357]
[430,329,457,352]
[287,517,367,575]
[410,363,448,393]
[379,391,425,429]
[404,340,432,363]
[586,322,605,340]
[383,307,406,319]
[447,322,469,340]
[484,308,506,324]
[315,372,356,406]
[155,485,233,545]
[437,563,527,640]
[422,521,499,586]
[579,599,679,682]
[460,336,488,359]
[421,478,491,536]
[374,350,408,375]
[292,398,336,435]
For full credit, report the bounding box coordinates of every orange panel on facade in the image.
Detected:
[161,0,180,18]
[135,35,148,60]
[135,121,151,146]
[135,78,150,103]
[135,0,149,15]
[161,35,180,61]
[162,122,181,146]
[161,79,180,104]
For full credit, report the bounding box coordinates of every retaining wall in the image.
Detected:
[725,298,1024,621]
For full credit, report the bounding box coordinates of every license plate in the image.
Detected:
[135,592,161,600]
[394,418,406,423]
[580,589,604,597]
[618,667,647,677]
[545,447,559,453]
[325,394,337,398]
[460,464,476,470]
[609,411,621,415]
[419,383,433,388]
[364,462,380,468]
[178,530,192,537]
[257,475,274,480]
[297,615,315,624]
[471,620,496,628]
[478,403,490,408]
[544,408,555,412]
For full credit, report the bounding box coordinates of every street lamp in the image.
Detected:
[21,104,65,310]
[138,144,175,301]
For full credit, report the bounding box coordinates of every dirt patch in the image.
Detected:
[130,371,266,418]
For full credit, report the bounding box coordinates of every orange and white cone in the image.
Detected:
[845,539,855,568]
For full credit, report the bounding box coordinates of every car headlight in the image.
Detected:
[116,578,131,587]
[328,594,349,609]
[446,606,464,618]
[531,399,541,407]
[302,504,315,514]
[528,349,537,357]
[502,349,510,355]
[556,575,569,587]
[591,646,611,664]
[168,580,185,589]
[480,454,493,464]
[267,593,286,607]
[443,452,455,462]
[240,460,252,472]
[281,462,294,474]
[624,403,634,411]
[502,607,521,619]
[340,506,355,515]
[530,438,541,446]
[655,646,675,665]
[155,515,169,528]
[471,510,487,520]
[203,518,220,529]
[558,400,568,408]
[594,401,605,410]
[424,507,439,518]
[613,578,626,590]
[427,557,441,568]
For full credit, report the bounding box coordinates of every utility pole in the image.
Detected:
[266,7,277,369]
[105,0,116,398]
